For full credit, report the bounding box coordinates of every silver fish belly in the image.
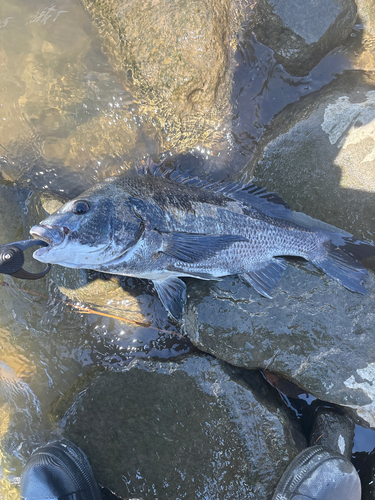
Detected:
[30,161,375,320]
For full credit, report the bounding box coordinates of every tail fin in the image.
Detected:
[311,240,373,294]
[333,237,375,261]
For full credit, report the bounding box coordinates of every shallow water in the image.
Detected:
[1,0,375,497]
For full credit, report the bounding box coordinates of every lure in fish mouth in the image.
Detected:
[30,160,375,320]
[30,222,108,267]
[30,194,142,269]
[30,224,65,251]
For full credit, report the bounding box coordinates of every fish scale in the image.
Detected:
[30,160,375,320]
[176,221,320,276]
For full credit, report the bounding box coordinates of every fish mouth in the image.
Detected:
[30,224,66,252]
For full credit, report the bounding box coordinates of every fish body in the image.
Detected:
[30,161,375,319]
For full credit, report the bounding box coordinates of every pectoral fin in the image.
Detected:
[161,232,247,263]
[153,277,187,320]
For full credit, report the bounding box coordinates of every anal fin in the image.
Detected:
[153,276,187,320]
[311,241,368,294]
[241,258,286,298]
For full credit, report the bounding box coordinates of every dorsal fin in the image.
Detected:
[134,159,366,239]
[135,158,290,211]
[136,157,170,176]
[240,183,291,209]
[136,158,210,186]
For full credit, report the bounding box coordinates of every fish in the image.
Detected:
[30,159,375,320]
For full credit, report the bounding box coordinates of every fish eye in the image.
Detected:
[72,200,90,215]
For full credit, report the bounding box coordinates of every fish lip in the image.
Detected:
[30,224,65,246]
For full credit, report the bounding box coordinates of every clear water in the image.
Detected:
[0,0,375,497]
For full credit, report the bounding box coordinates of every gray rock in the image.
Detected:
[183,267,375,427]
[253,0,357,76]
[247,71,375,252]
[309,408,355,460]
[50,355,305,499]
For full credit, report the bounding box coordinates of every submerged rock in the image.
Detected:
[50,355,305,499]
[253,0,357,76]
[0,0,106,183]
[349,2,375,73]
[184,268,375,427]
[80,0,233,157]
[357,0,375,37]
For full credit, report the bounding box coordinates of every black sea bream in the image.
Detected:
[30,160,375,319]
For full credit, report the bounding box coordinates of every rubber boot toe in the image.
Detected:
[273,445,361,500]
[20,439,101,500]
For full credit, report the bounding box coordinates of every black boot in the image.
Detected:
[20,439,101,500]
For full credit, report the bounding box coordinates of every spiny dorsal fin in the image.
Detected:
[241,184,290,209]
[136,157,168,176]
[136,158,290,210]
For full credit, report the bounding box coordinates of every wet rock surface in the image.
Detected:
[50,355,305,500]
[309,408,355,460]
[183,267,375,427]
[247,71,375,248]
[359,449,375,499]
[253,0,357,76]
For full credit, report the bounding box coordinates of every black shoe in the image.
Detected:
[20,439,101,500]
[273,445,361,500]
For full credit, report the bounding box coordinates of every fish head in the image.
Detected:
[30,181,142,268]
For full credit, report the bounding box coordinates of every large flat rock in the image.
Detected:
[246,71,375,246]
[184,267,375,427]
[51,355,305,499]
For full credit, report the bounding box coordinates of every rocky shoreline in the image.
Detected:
[1,0,375,498]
